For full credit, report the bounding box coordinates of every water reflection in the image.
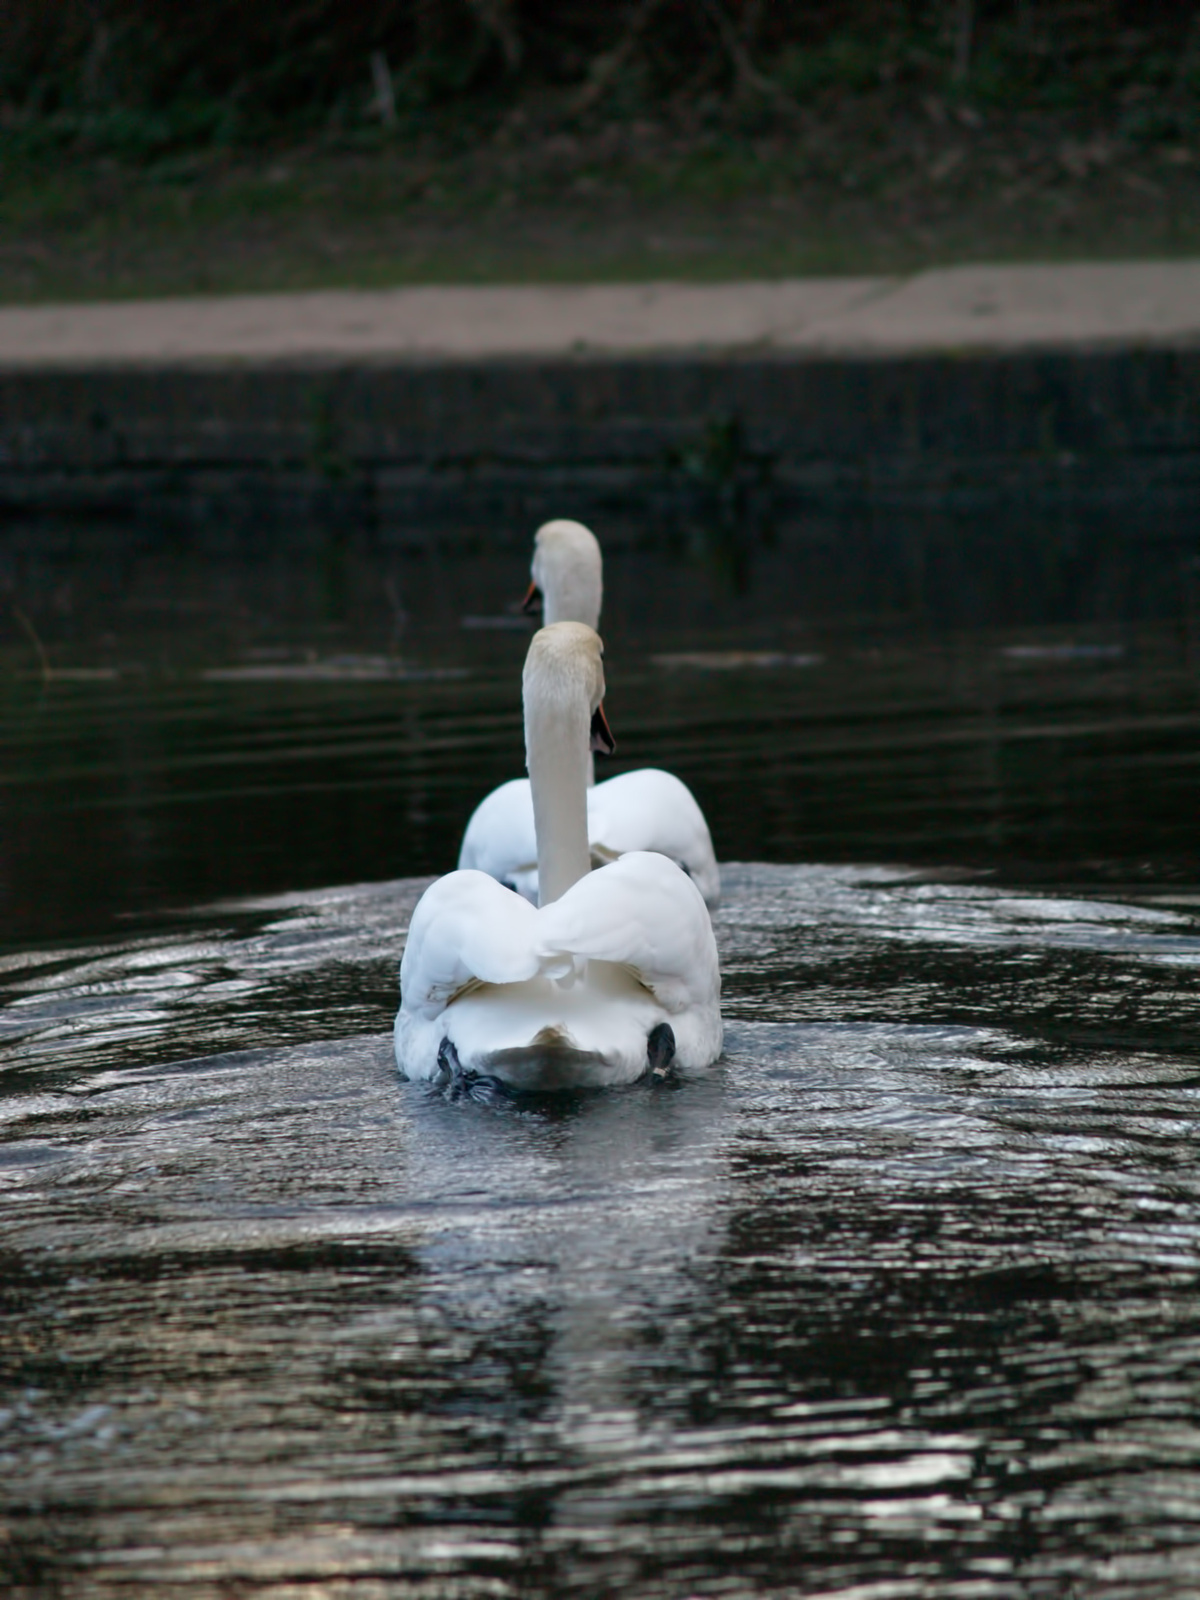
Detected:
[4,629,1200,947]
[2,867,1200,1593]
[5,512,1200,1591]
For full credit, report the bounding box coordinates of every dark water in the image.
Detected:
[5,627,1200,948]
[3,517,1200,1596]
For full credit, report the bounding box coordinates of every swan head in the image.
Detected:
[527,520,603,630]
[522,621,613,754]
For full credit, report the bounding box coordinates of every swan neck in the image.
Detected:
[526,697,592,906]
[538,530,602,632]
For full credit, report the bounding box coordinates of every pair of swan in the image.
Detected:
[394,521,722,1091]
[458,521,720,908]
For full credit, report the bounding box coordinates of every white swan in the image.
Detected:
[459,518,720,908]
[525,518,604,628]
[396,623,722,1090]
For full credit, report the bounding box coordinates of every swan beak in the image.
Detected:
[521,581,542,615]
[590,702,616,756]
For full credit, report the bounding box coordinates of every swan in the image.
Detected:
[524,517,604,629]
[396,623,722,1090]
[458,519,720,908]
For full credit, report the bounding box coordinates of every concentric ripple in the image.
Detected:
[2,865,1200,1597]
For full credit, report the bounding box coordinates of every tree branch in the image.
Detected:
[697,0,793,107]
[571,0,669,114]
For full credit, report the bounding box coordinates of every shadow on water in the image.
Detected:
[2,502,1200,1595]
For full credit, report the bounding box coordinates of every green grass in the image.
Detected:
[4,1,1200,302]
[3,114,1199,304]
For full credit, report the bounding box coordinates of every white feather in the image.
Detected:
[458,768,719,908]
[457,517,719,907]
[397,625,722,1090]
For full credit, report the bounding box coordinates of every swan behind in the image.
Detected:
[460,767,719,908]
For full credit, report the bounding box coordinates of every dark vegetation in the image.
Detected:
[6,0,1200,154]
[2,1,1198,298]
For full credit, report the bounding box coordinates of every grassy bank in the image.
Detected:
[4,130,1199,303]
[2,1,1198,300]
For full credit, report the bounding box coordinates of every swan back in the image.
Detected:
[532,520,603,629]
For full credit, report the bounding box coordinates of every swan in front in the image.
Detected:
[458,518,720,908]
[396,622,722,1090]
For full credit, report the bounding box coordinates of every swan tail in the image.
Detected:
[533,851,720,1013]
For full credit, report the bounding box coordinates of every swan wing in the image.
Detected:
[400,869,540,1020]
[456,778,539,899]
[533,850,720,1013]
[587,769,720,907]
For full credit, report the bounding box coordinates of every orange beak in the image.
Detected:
[521,581,542,615]
[590,702,616,755]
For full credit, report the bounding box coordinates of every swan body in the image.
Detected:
[396,851,721,1088]
[396,623,722,1090]
[458,516,721,907]
[459,768,720,908]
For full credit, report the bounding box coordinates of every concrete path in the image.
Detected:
[0,260,1198,367]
